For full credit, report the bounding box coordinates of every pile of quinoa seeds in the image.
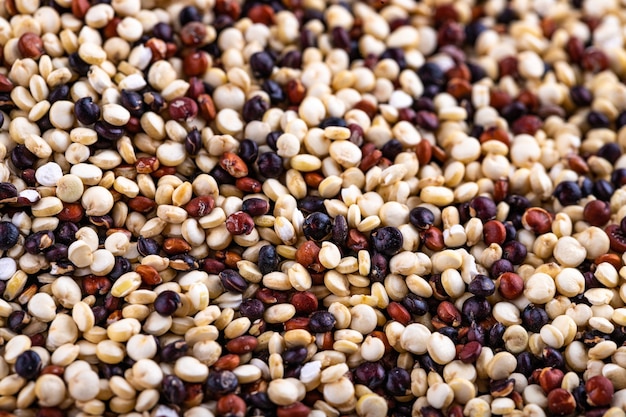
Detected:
[7,0,626,416]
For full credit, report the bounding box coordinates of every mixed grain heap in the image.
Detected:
[1,0,626,416]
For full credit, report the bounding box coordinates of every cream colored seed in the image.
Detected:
[56,174,84,203]
[81,186,114,216]
[67,241,93,268]
[111,272,142,298]
[319,242,342,269]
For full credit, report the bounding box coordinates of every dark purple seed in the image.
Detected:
[89,215,113,229]
[469,196,497,222]
[110,256,132,280]
[0,221,20,250]
[319,117,348,129]
[137,237,160,256]
[467,62,487,82]
[381,139,403,161]
[587,111,610,128]
[210,165,235,185]
[331,215,348,246]
[385,367,410,396]
[239,299,265,320]
[185,127,202,155]
[212,14,233,32]
[612,169,626,189]
[162,375,186,405]
[238,139,259,164]
[257,245,279,275]
[284,365,302,379]
[420,406,444,417]
[415,110,439,131]
[248,392,274,410]
[521,305,549,333]
[300,28,316,49]
[491,259,514,278]
[94,121,125,141]
[369,252,388,283]
[0,182,17,202]
[593,179,614,201]
[242,198,269,217]
[613,326,626,345]
[278,50,302,69]
[24,231,55,254]
[570,85,592,107]
[370,226,403,256]
[462,296,491,321]
[582,329,609,348]
[299,196,326,213]
[153,22,174,41]
[488,322,506,349]
[303,212,333,242]
[309,311,336,333]
[250,51,275,78]
[7,310,30,332]
[402,293,428,315]
[331,26,350,50]
[409,207,435,230]
[496,7,518,24]
[169,253,198,271]
[11,145,38,170]
[398,108,416,123]
[597,142,621,165]
[120,89,144,116]
[467,321,486,345]
[584,271,601,290]
[413,97,435,112]
[553,180,582,206]
[92,306,108,324]
[354,362,386,389]
[265,130,281,151]
[468,275,495,296]
[161,340,188,362]
[143,91,166,113]
[515,351,536,377]
[104,293,120,312]
[256,152,284,178]
[501,241,527,265]
[542,347,564,369]
[380,47,406,69]
[262,79,285,104]
[179,5,201,25]
[465,21,487,45]
[501,101,526,122]
[504,221,517,241]
[422,83,441,98]
[74,97,101,125]
[219,269,247,293]
[438,326,458,342]
[205,370,238,396]
[15,350,42,380]
[242,96,269,122]
[154,290,181,316]
[572,385,588,411]
[68,52,90,76]
[419,354,442,373]
[417,63,445,88]
[505,195,531,213]
[617,111,626,130]
[282,346,308,364]
[48,84,69,103]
